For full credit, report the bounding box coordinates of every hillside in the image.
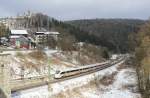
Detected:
[4,13,109,60]
[66,19,145,53]
[1,14,145,55]
[4,13,146,53]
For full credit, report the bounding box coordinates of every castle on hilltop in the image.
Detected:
[0,11,35,29]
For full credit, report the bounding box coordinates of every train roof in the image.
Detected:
[59,61,110,73]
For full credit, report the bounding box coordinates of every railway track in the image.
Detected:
[11,57,126,92]
[0,48,35,51]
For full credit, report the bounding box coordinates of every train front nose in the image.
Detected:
[54,73,61,78]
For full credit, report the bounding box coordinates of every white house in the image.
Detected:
[10,30,28,36]
[9,30,30,49]
[35,31,60,44]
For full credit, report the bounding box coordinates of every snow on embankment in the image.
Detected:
[12,60,123,98]
[8,50,140,98]
[50,61,121,96]
[6,49,104,80]
[51,60,141,98]
[12,59,141,98]
[4,50,76,80]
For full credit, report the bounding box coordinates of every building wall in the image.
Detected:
[35,34,58,44]
[10,37,29,49]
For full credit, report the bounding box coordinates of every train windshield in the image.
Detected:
[55,70,60,74]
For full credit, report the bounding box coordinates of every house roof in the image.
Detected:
[10,35,29,41]
[11,30,28,35]
[10,35,20,39]
[44,32,60,35]
[35,32,60,35]
[35,32,45,35]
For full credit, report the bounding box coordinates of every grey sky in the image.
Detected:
[0,0,149,20]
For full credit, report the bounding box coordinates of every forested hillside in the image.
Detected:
[131,20,150,98]
[66,19,145,53]
[10,13,109,60]
[8,13,146,54]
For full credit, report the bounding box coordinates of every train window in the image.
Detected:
[67,70,76,73]
[61,72,65,74]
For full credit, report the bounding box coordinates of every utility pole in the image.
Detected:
[48,57,52,81]
[47,57,53,93]
[77,42,82,65]
[0,53,11,98]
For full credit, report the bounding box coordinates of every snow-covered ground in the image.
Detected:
[11,60,141,98]
[2,49,76,79]
[1,50,140,98]
[4,49,103,80]
[50,60,141,98]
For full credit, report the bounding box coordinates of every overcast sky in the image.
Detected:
[0,0,149,20]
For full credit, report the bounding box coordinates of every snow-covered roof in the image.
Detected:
[44,32,60,35]
[36,32,60,35]
[77,42,85,47]
[11,30,28,35]
[0,37,7,40]
[10,35,20,39]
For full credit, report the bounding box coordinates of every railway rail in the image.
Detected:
[11,56,126,92]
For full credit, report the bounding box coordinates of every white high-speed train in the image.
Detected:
[54,55,125,79]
